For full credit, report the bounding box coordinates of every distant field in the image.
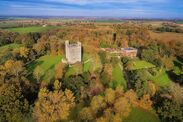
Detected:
[127,60,155,71]
[111,63,127,89]
[125,107,160,122]
[0,22,20,29]
[150,31,183,42]
[176,21,183,24]
[0,43,21,51]
[6,26,60,33]
[27,55,62,83]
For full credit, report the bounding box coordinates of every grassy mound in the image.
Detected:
[7,26,59,33]
[27,55,63,83]
[125,107,160,122]
[127,60,155,71]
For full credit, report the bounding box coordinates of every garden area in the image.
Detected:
[126,60,156,71]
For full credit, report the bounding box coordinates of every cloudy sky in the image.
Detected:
[0,0,183,18]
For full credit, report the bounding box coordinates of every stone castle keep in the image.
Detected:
[65,41,82,64]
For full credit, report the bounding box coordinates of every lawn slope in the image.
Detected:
[125,107,160,122]
[27,55,62,83]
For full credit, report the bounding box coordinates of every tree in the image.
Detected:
[98,51,107,65]
[4,60,24,81]
[0,83,29,122]
[19,47,29,58]
[79,87,134,122]
[33,66,44,82]
[55,62,64,79]
[33,80,75,122]
[157,99,183,122]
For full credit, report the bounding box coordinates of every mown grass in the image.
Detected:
[150,69,171,87]
[127,60,155,71]
[0,43,21,51]
[27,55,63,83]
[7,26,60,33]
[125,107,160,122]
[111,63,127,89]
[83,53,93,72]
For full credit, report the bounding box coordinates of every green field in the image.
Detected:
[127,60,156,71]
[176,21,183,24]
[7,26,60,33]
[111,63,127,89]
[125,107,160,122]
[0,22,20,29]
[151,69,171,87]
[0,43,21,51]
[27,55,63,83]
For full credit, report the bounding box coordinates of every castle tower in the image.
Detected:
[65,41,82,64]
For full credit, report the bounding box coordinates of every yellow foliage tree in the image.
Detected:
[79,87,153,122]
[33,80,75,122]
[138,94,152,110]
[4,60,14,70]
[19,47,29,58]
[55,62,63,79]
[105,88,115,104]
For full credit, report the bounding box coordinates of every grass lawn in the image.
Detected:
[125,107,160,122]
[111,63,127,89]
[83,53,93,72]
[27,55,63,83]
[150,69,171,87]
[7,26,60,33]
[83,53,102,73]
[0,43,21,51]
[127,60,155,71]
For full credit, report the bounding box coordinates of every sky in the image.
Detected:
[0,0,183,18]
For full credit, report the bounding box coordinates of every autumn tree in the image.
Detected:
[19,47,29,58]
[4,60,24,81]
[33,66,44,83]
[0,83,29,122]
[98,51,107,65]
[79,86,153,122]
[55,62,64,79]
[157,99,183,122]
[33,80,75,122]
